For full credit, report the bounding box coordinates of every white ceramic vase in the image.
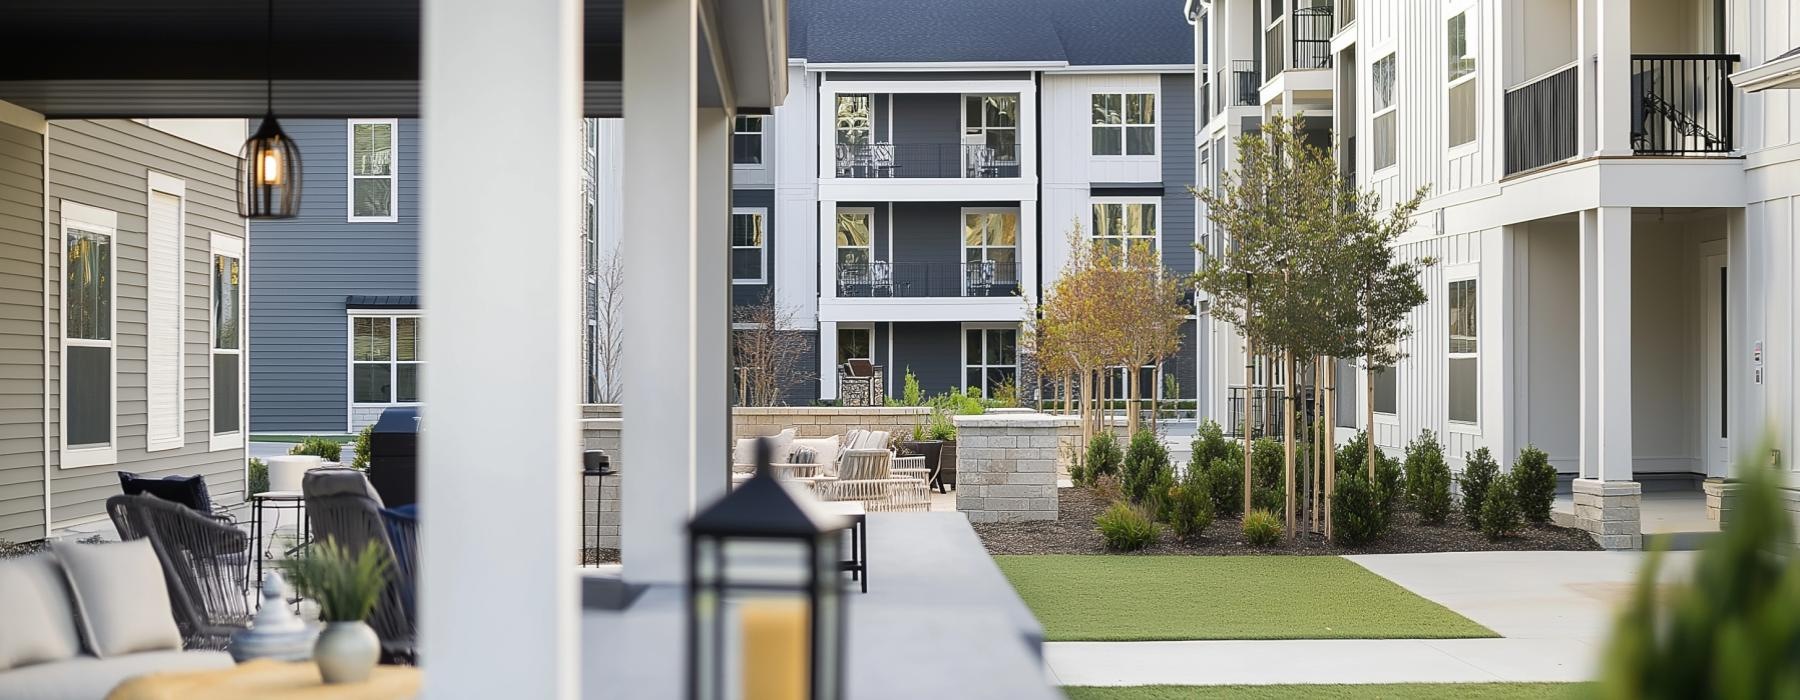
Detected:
[314,620,380,684]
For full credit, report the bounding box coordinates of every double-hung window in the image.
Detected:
[348,119,398,221]
[1373,366,1397,415]
[965,327,1018,398]
[731,208,767,284]
[835,95,873,148]
[732,116,764,165]
[963,95,1019,165]
[62,202,116,467]
[1091,200,1158,252]
[837,326,872,366]
[1448,278,1478,423]
[1446,11,1477,148]
[1091,93,1157,156]
[835,209,873,271]
[962,210,1019,289]
[351,315,421,406]
[211,235,245,449]
[1372,53,1398,171]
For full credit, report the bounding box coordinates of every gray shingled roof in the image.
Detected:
[790,0,1192,67]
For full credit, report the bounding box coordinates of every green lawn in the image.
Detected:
[996,555,1496,641]
[249,434,355,444]
[1064,683,1591,700]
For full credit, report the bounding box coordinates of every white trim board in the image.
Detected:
[58,201,119,470]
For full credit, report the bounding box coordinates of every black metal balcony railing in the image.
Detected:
[1230,60,1259,106]
[1225,385,1317,439]
[1291,4,1334,70]
[1264,21,1284,83]
[1503,63,1579,176]
[1632,54,1738,155]
[837,261,1019,298]
[833,143,1021,179]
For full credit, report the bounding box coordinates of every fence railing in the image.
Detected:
[1264,20,1284,83]
[1631,54,1738,155]
[1225,385,1318,439]
[832,143,1021,179]
[1503,63,1579,176]
[837,261,1018,298]
[1291,3,1334,70]
[1230,60,1259,106]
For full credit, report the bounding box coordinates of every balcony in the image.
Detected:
[1228,60,1259,107]
[1263,0,1333,84]
[837,261,1019,298]
[834,143,1022,179]
[1504,54,1738,176]
[1503,63,1579,176]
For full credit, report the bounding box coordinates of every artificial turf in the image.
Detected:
[995,555,1497,641]
[1063,683,1591,700]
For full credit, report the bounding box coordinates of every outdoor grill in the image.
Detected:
[367,406,421,507]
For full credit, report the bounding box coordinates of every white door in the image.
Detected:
[1700,244,1730,477]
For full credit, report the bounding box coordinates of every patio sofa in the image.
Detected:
[0,541,234,700]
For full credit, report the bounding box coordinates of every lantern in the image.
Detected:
[688,438,847,700]
[236,0,302,219]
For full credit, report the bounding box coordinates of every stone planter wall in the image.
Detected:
[953,413,1071,523]
[733,406,933,440]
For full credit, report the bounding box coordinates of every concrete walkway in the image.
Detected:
[1044,550,1695,687]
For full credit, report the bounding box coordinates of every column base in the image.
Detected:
[1572,478,1641,550]
[1703,477,1735,524]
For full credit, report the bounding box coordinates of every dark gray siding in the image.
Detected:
[1161,73,1196,279]
[248,119,422,433]
[890,322,961,397]
[890,94,961,177]
[890,202,961,266]
[0,120,45,541]
[732,188,776,307]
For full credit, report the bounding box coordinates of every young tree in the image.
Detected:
[731,294,816,407]
[593,244,625,403]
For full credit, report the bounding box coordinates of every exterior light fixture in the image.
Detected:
[238,0,301,218]
[688,438,848,700]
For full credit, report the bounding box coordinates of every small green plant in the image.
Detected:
[1242,509,1282,546]
[1250,437,1284,514]
[1374,452,1404,524]
[1084,431,1124,482]
[279,537,392,622]
[1187,419,1238,472]
[1151,470,1179,522]
[1512,445,1558,523]
[901,369,924,407]
[1121,430,1173,505]
[991,378,1020,408]
[248,457,269,495]
[1336,430,1372,473]
[1166,468,1214,542]
[1203,456,1243,518]
[1460,447,1500,529]
[1479,473,1523,541]
[290,436,343,462]
[1405,430,1453,525]
[1332,471,1386,545]
[349,424,374,470]
[1095,501,1159,552]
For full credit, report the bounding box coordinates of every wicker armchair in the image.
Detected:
[105,494,253,650]
[303,468,417,662]
[816,448,929,512]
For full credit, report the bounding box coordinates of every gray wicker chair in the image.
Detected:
[302,468,417,661]
[105,494,253,650]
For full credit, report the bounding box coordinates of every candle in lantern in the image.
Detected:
[740,598,809,700]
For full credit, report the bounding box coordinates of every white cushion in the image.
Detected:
[858,430,891,450]
[790,435,842,477]
[732,428,797,466]
[0,649,234,700]
[54,540,183,658]
[0,555,81,671]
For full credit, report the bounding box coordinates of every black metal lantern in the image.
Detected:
[237,0,302,219]
[688,438,847,700]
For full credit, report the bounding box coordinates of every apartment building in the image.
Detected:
[733,0,1196,405]
[1189,0,1800,546]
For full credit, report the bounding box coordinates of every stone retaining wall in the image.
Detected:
[953,413,1071,523]
[733,406,933,440]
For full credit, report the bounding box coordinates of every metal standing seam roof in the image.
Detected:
[789,0,1193,67]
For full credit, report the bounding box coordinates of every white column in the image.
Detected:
[622,0,703,586]
[1579,207,1633,482]
[1019,204,1039,300]
[419,0,579,696]
[1575,0,1596,156]
[819,321,839,401]
[697,107,731,507]
[1593,0,1632,156]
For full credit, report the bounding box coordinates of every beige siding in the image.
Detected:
[0,120,45,542]
[47,120,246,528]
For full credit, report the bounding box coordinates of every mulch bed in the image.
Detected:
[973,486,1600,555]
[580,547,622,565]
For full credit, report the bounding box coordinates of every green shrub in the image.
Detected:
[1242,509,1282,546]
[1405,430,1453,525]
[1085,431,1124,482]
[1068,458,1088,487]
[1336,430,1372,474]
[1166,470,1214,542]
[1374,452,1404,524]
[1332,471,1386,545]
[1122,430,1173,505]
[901,369,924,407]
[1188,419,1238,471]
[1095,501,1160,552]
[1512,445,1558,523]
[1249,437,1285,513]
[1597,456,1800,700]
[1203,457,1243,518]
[1459,447,1500,529]
[248,458,269,495]
[290,436,343,462]
[350,424,374,470]
[1479,474,1523,540]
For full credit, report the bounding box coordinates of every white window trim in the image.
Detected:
[1372,365,1401,420]
[960,207,1020,294]
[1446,266,1480,428]
[732,115,765,166]
[1090,91,1160,158]
[731,207,769,285]
[960,323,1019,399]
[347,118,400,223]
[210,233,246,452]
[346,311,424,431]
[1444,8,1478,154]
[59,201,118,469]
[836,323,875,366]
[145,173,186,452]
[1371,52,1399,174]
[1088,197,1162,251]
[835,206,876,271]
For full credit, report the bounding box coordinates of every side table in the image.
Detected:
[816,501,867,593]
[250,491,308,590]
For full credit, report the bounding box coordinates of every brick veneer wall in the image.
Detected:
[953,413,1071,523]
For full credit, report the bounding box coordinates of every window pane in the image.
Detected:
[966,330,981,364]
[353,178,393,218]
[965,96,983,129]
[733,116,762,134]
[1092,126,1122,155]
[1449,279,1478,353]
[835,95,871,145]
[732,249,763,280]
[732,133,762,165]
[1128,204,1157,239]
[1372,55,1396,110]
[1449,357,1477,422]
[838,329,870,363]
[992,213,1018,245]
[67,346,110,445]
[1373,367,1397,415]
[396,317,419,362]
[66,229,111,341]
[837,248,870,268]
[214,254,241,350]
[1335,359,1358,428]
[987,129,1018,162]
[1373,112,1398,170]
[353,363,393,403]
[1126,126,1157,155]
[1094,203,1121,238]
[1126,94,1156,125]
[835,213,870,247]
[988,248,1018,282]
[965,215,985,246]
[1447,13,1474,81]
[988,329,1016,364]
[967,369,983,391]
[396,363,420,403]
[986,96,1019,128]
[732,213,763,248]
[352,123,393,176]
[987,367,1017,395]
[354,317,392,361]
[1448,79,1476,147]
[213,353,240,434]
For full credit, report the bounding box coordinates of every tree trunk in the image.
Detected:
[1325,358,1336,541]
[1312,356,1322,533]
[1126,363,1139,436]
[1243,344,1255,517]
[1284,351,1296,539]
[1366,362,1377,480]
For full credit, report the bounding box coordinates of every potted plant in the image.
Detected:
[896,423,944,493]
[927,402,960,492]
[280,537,391,683]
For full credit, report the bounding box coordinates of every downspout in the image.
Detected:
[1034,70,1046,405]
[40,126,52,540]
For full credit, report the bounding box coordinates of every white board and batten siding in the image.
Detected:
[0,115,47,542]
[1040,72,1166,279]
[46,120,247,529]
[1740,0,1800,487]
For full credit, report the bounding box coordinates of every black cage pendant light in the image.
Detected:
[238,0,301,219]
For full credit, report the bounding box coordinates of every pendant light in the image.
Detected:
[238,0,301,219]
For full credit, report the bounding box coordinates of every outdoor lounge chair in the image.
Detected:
[106,494,253,651]
[815,448,929,512]
[302,468,418,662]
[117,472,235,524]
